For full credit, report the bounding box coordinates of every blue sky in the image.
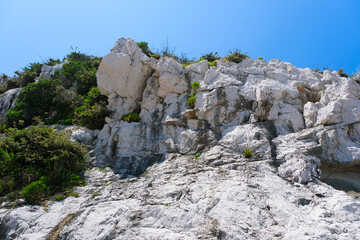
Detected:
[1,0,359,76]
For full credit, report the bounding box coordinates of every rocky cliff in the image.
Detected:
[1,38,360,239]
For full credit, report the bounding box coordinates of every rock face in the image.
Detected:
[36,61,67,81]
[0,88,22,119]
[1,38,360,239]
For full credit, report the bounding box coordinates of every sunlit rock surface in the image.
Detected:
[1,38,360,239]
[0,88,22,119]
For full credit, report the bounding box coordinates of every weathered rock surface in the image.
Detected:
[36,61,67,81]
[0,88,22,119]
[1,38,360,239]
[2,155,360,240]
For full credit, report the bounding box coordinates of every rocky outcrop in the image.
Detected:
[2,155,360,239]
[0,88,22,119]
[95,38,360,179]
[35,61,67,82]
[1,38,360,239]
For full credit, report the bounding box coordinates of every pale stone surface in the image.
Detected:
[268,101,305,132]
[37,61,68,81]
[2,153,360,239]
[2,38,360,239]
[303,102,318,128]
[0,88,22,118]
[185,60,209,82]
[96,38,154,108]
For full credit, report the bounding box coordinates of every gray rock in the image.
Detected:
[0,87,22,119]
[2,37,360,239]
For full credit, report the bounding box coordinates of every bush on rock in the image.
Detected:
[74,87,111,129]
[225,50,248,63]
[0,126,86,204]
[121,113,140,122]
[6,78,81,128]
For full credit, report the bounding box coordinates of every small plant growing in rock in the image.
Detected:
[164,203,171,206]
[257,57,264,61]
[208,61,217,68]
[91,193,100,199]
[195,153,201,159]
[147,182,153,188]
[55,194,65,201]
[137,42,153,57]
[187,81,200,109]
[65,189,80,198]
[121,113,140,122]
[191,81,200,90]
[225,50,248,63]
[243,148,253,158]
[150,54,161,60]
[187,96,197,108]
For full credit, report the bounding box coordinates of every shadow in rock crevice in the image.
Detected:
[97,154,165,179]
[321,165,360,196]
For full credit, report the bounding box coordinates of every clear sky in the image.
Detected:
[1,0,359,76]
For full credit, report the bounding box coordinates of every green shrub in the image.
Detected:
[137,42,153,57]
[191,81,200,90]
[225,50,249,63]
[257,57,264,61]
[55,194,65,201]
[243,148,253,158]
[7,78,81,127]
[54,54,102,95]
[75,104,110,129]
[22,178,48,204]
[187,81,200,109]
[17,62,43,87]
[187,95,197,108]
[62,118,73,125]
[121,113,140,122]
[150,54,161,60]
[0,63,43,93]
[0,126,86,203]
[208,61,217,68]
[91,193,99,198]
[65,189,79,198]
[0,119,14,133]
[198,52,220,62]
[74,87,110,129]
[195,153,201,159]
[66,47,90,62]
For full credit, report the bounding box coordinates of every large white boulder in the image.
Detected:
[96,38,154,115]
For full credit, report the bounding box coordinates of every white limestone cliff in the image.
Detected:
[1,37,360,239]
